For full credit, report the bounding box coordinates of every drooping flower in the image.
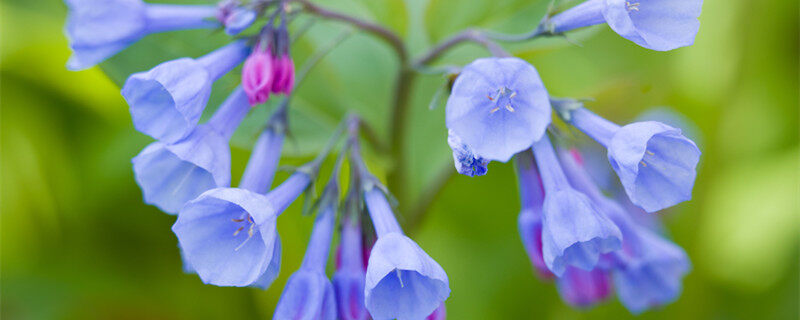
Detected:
[132,87,251,214]
[514,151,552,279]
[271,53,296,95]
[445,57,551,162]
[332,212,369,319]
[556,267,612,308]
[216,0,257,36]
[172,110,296,288]
[548,0,703,51]
[273,182,338,320]
[242,44,275,105]
[123,40,250,143]
[64,0,219,71]
[363,187,450,320]
[447,130,489,177]
[531,135,622,276]
[558,148,690,314]
[568,107,701,213]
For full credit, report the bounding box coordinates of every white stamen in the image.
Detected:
[626,2,640,11]
[396,269,405,288]
[505,104,515,112]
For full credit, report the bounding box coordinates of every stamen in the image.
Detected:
[396,269,405,288]
[487,95,494,101]
[646,150,654,156]
[233,226,244,236]
[232,218,245,222]
[640,160,648,167]
[626,2,640,11]
[490,107,500,114]
[505,104,515,112]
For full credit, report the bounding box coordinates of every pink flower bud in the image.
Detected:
[271,54,295,95]
[242,46,274,105]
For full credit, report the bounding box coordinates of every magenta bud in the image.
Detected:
[242,46,274,105]
[271,54,295,95]
[426,303,446,320]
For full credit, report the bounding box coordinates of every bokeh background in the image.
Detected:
[2,0,798,319]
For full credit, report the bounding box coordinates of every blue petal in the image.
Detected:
[172,187,279,287]
[541,189,622,276]
[224,8,257,36]
[333,270,369,320]
[132,125,230,214]
[365,233,450,320]
[603,0,702,51]
[273,270,337,320]
[64,0,146,70]
[446,57,551,162]
[251,236,282,290]
[123,58,214,143]
[613,236,690,314]
[608,121,700,212]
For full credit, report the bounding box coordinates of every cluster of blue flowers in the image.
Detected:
[445,0,702,313]
[65,0,703,317]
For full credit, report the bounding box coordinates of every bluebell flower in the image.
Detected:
[445,57,551,162]
[547,0,703,51]
[172,115,298,288]
[531,136,622,276]
[216,1,257,36]
[132,87,251,214]
[123,40,250,143]
[558,148,690,314]
[447,130,489,177]
[64,0,219,70]
[273,184,338,320]
[363,188,450,320]
[569,107,701,213]
[556,267,612,308]
[332,217,369,320]
[514,151,552,278]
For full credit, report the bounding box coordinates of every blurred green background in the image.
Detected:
[2,0,798,319]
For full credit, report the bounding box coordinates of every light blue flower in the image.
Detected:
[556,267,612,308]
[446,57,551,162]
[447,130,489,177]
[64,0,218,70]
[363,188,450,320]
[123,40,250,143]
[515,151,552,278]
[131,87,250,214]
[172,116,298,288]
[531,136,622,276]
[548,0,703,51]
[569,107,701,213]
[333,217,369,320]
[224,7,257,36]
[611,228,690,314]
[558,148,690,314]
[273,183,338,320]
